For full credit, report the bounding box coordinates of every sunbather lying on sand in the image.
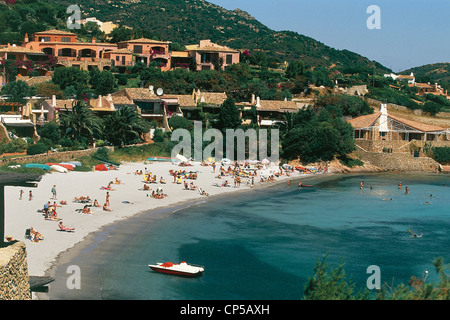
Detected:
[81,205,93,214]
[29,227,44,242]
[58,221,75,232]
[74,196,91,202]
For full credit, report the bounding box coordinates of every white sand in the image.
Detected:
[5,161,307,277]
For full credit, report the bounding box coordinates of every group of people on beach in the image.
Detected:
[19,190,34,201]
[149,187,167,199]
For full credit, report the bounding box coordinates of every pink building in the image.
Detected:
[117,38,171,71]
[185,40,240,71]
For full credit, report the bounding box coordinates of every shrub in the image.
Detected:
[432,147,450,164]
[168,116,193,130]
[2,139,28,153]
[93,146,110,160]
[37,122,61,144]
[422,101,442,116]
[26,142,50,155]
[153,129,165,142]
[59,138,74,148]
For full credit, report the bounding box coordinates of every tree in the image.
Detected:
[304,255,370,300]
[37,121,61,144]
[0,80,30,104]
[35,82,63,99]
[168,115,193,131]
[59,100,102,143]
[52,67,89,97]
[422,101,442,116]
[216,97,241,131]
[108,26,134,43]
[281,107,355,163]
[95,70,116,96]
[286,60,304,79]
[102,106,150,146]
[316,94,373,117]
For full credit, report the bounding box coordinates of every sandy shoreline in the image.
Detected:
[5,160,322,282]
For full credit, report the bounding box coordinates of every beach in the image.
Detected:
[40,170,449,300]
[5,160,315,280]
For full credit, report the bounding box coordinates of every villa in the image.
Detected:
[23,29,116,72]
[117,38,172,71]
[185,40,240,71]
[0,27,242,83]
[349,103,449,143]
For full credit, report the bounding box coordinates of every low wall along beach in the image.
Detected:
[0,241,31,300]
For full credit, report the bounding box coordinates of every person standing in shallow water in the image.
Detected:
[405,187,409,195]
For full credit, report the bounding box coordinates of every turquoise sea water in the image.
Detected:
[47,173,450,300]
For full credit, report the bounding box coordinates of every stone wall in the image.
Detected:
[0,241,31,300]
[354,147,440,172]
[0,146,114,166]
[356,140,450,154]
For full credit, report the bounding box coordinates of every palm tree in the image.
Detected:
[102,106,150,146]
[59,100,102,144]
[280,111,295,138]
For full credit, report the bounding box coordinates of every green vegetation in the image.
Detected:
[0,81,31,104]
[0,138,28,154]
[304,255,450,300]
[281,107,355,163]
[26,141,49,155]
[304,255,370,300]
[432,147,450,164]
[315,94,373,117]
[47,0,389,74]
[338,155,364,168]
[102,106,151,147]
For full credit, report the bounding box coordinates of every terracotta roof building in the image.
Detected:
[349,104,449,142]
[186,40,240,71]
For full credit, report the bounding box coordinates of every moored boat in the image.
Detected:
[148,261,204,277]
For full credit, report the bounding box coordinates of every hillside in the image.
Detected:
[401,63,450,89]
[50,0,391,72]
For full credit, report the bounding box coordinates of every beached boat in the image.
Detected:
[50,165,68,173]
[23,163,50,170]
[147,156,176,162]
[46,163,74,170]
[60,161,81,167]
[148,261,204,277]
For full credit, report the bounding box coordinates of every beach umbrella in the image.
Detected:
[176,154,188,162]
[261,158,270,165]
[221,158,232,165]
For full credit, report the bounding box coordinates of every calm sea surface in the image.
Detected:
[47,173,450,300]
